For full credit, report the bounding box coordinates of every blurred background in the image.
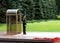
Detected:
[0,0,60,32]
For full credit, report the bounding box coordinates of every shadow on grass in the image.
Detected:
[27,19,48,23]
[0,24,5,26]
[27,19,60,23]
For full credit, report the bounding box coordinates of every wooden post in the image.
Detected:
[6,9,22,35]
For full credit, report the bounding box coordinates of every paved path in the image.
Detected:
[0,32,60,39]
[14,32,60,39]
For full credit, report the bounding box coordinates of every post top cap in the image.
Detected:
[6,9,20,14]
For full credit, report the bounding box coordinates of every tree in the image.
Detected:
[0,0,17,23]
[0,0,7,23]
[18,0,35,20]
[55,0,60,15]
[39,0,57,19]
[0,0,58,23]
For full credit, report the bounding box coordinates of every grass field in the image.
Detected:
[0,20,60,32]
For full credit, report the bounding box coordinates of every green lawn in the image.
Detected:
[1,20,60,32]
[0,24,6,31]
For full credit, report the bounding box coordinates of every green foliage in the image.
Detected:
[56,0,60,15]
[0,0,17,23]
[0,0,7,23]
[20,0,58,20]
[19,0,35,20]
[39,0,57,19]
[0,0,59,23]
